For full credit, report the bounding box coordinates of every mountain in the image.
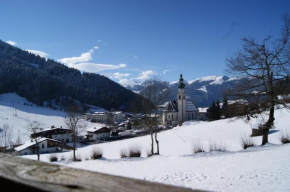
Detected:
[125,75,247,107]
[0,40,145,111]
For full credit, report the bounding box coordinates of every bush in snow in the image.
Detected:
[240,135,255,150]
[192,141,205,154]
[279,130,290,144]
[48,154,58,162]
[90,147,103,159]
[120,148,128,158]
[209,142,227,152]
[128,145,141,158]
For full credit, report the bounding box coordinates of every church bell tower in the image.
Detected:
[177,74,186,125]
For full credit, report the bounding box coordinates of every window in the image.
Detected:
[42,143,44,148]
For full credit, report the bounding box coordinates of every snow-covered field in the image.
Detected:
[19,102,290,191]
[0,93,100,142]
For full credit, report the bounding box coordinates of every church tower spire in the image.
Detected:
[177,74,186,125]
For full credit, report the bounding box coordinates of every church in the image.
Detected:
[162,74,199,127]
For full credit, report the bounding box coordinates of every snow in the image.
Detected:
[0,93,101,142]
[197,86,207,92]
[188,76,225,85]
[21,105,290,191]
[14,137,58,151]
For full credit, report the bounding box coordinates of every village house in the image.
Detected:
[14,138,61,156]
[88,111,125,124]
[162,74,199,127]
[87,126,111,141]
[31,126,72,143]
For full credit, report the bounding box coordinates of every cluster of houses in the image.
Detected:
[12,74,212,156]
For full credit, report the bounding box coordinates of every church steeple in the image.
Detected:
[178,74,185,89]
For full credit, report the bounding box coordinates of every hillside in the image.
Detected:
[0,40,145,111]
[0,93,101,142]
[23,105,290,192]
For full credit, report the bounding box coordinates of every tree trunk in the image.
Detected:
[154,132,159,155]
[150,129,154,155]
[73,131,76,161]
[262,97,275,145]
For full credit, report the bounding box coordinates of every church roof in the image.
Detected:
[163,101,178,112]
[186,100,198,112]
[163,100,198,112]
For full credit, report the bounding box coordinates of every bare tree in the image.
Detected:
[26,120,43,160]
[0,124,13,153]
[64,106,87,161]
[140,77,171,155]
[225,13,290,145]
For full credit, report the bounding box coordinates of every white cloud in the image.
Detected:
[6,41,17,46]
[113,72,130,79]
[135,70,157,80]
[72,63,127,73]
[163,69,170,74]
[119,78,130,85]
[58,47,99,65]
[26,49,49,58]
[97,40,102,42]
[133,56,138,59]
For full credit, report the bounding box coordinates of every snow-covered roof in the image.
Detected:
[87,126,108,132]
[186,101,198,112]
[14,137,59,151]
[198,107,208,113]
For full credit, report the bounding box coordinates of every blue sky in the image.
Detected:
[1,0,289,85]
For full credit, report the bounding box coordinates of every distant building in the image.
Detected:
[88,111,125,124]
[162,74,199,127]
[87,127,111,141]
[198,107,208,120]
[14,138,61,156]
[31,126,72,143]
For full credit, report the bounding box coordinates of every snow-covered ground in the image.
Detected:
[21,104,290,192]
[0,93,101,142]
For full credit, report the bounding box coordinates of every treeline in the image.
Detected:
[0,40,145,111]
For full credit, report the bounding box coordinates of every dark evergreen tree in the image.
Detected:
[222,96,229,118]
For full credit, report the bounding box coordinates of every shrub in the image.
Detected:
[90,147,103,160]
[60,154,65,161]
[241,135,255,150]
[128,145,141,158]
[120,148,128,158]
[192,141,205,154]
[48,154,58,162]
[279,130,290,144]
[209,142,227,152]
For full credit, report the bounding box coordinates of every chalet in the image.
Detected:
[31,126,72,143]
[162,74,199,127]
[14,138,61,156]
[87,127,111,141]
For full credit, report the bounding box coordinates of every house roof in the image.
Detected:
[14,137,60,152]
[87,126,109,133]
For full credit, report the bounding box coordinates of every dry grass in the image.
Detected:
[128,145,142,158]
[279,130,290,144]
[209,142,227,152]
[120,148,128,158]
[192,141,205,154]
[90,147,103,160]
[48,154,58,162]
[240,135,255,150]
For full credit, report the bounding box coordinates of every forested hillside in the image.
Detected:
[0,40,144,111]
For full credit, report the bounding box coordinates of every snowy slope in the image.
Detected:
[22,106,290,192]
[0,93,100,143]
